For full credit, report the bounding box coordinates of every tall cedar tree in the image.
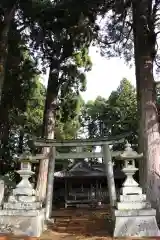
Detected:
[27,0,98,202]
[98,0,160,209]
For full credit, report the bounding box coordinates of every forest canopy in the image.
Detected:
[1,0,160,212]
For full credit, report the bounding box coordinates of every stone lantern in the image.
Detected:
[12,151,36,202]
[114,142,160,237]
[119,142,143,196]
[0,151,45,237]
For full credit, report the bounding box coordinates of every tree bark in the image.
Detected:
[36,63,59,202]
[0,6,15,103]
[132,0,160,208]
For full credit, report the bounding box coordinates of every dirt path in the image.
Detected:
[41,207,113,240]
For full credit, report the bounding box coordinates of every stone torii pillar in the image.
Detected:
[103,143,117,207]
[45,146,55,220]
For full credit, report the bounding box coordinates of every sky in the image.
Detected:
[42,46,136,102]
[81,46,136,102]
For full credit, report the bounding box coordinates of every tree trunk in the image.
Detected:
[0,86,10,174]
[0,6,15,102]
[132,0,160,209]
[0,119,10,175]
[36,64,59,202]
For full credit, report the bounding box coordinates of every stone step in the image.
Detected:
[53,225,84,232]
[68,218,89,221]
[117,201,151,210]
[54,219,70,223]
[53,222,69,227]
[52,226,67,231]
[120,194,146,202]
[54,218,88,224]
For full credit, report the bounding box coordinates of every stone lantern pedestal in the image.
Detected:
[0,152,45,237]
[114,143,160,237]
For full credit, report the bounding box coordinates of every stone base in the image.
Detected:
[117,201,151,210]
[8,195,36,203]
[0,209,45,237]
[120,194,146,202]
[3,202,42,210]
[122,186,142,195]
[114,209,160,237]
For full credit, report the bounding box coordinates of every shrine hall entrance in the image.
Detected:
[34,135,127,217]
[53,160,125,208]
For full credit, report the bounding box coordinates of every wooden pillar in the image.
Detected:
[65,178,67,208]
[90,183,93,200]
[103,143,117,207]
[96,180,98,200]
[45,146,55,219]
[65,179,67,201]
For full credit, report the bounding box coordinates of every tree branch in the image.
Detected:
[122,26,133,49]
[152,0,160,24]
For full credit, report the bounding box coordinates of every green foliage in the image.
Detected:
[97,0,160,70]
[73,48,92,71]
[0,18,46,174]
[108,78,138,147]
[55,94,84,140]
[0,0,96,177]
[0,75,45,174]
[0,174,16,188]
[82,78,138,147]
[0,0,141,178]
[23,77,46,136]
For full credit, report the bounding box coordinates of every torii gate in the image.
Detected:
[33,135,126,219]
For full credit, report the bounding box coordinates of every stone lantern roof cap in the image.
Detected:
[19,150,33,162]
[119,141,143,160]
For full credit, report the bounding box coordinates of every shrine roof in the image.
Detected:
[54,160,124,179]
